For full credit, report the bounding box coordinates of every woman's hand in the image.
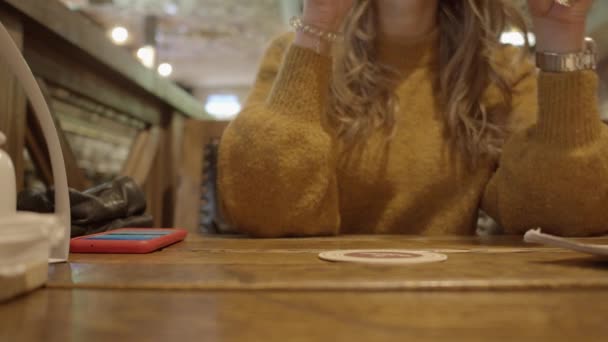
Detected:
[527,0,594,53]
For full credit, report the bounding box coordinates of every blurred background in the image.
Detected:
[1,0,606,230]
[56,0,608,120]
[58,0,302,120]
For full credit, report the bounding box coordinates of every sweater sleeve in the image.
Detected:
[482,54,608,236]
[218,33,340,237]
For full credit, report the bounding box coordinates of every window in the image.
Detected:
[205,94,242,120]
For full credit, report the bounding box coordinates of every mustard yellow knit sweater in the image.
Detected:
[218,31,608,237]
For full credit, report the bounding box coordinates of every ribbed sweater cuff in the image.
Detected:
[267,44,332,119]
[536,70,602,147]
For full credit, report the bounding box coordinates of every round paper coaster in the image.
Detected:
[318,249,448,265]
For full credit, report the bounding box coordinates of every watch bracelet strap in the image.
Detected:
[536,37,598,72]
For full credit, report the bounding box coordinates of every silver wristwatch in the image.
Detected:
[536,37,598,72]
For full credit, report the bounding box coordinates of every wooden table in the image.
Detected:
[2,234,608,341]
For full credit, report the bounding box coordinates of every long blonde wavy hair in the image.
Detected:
[329,0,529,159]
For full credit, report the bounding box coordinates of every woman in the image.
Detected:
[218,0,605,237]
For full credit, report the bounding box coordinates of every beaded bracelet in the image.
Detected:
[289,16,341,42]
[289,16,341,54]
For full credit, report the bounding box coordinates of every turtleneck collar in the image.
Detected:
[375,27,440,72]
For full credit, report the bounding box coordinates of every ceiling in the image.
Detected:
[56,0,607,103]
[58,0,300,90]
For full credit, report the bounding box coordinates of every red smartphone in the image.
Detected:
[70,228,188,254]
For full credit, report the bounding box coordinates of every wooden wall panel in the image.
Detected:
[121,127,160,187]
[173,120,229,232]
[144,114,185,228]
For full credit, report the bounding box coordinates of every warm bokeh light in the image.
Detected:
[500,31,536,47]
[157,63,173,77]
[110,26,129,45]
[136,45,156,69]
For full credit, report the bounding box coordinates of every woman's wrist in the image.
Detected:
[293,32,332,56]
[534,20,586,53]
[301,12,342,32]
[291,17,339,56]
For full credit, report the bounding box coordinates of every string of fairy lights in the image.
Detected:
[108,25,173,77]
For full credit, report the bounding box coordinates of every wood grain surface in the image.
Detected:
[3,234,608,341]
[48,234,608,291]
[2,288,607,342]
